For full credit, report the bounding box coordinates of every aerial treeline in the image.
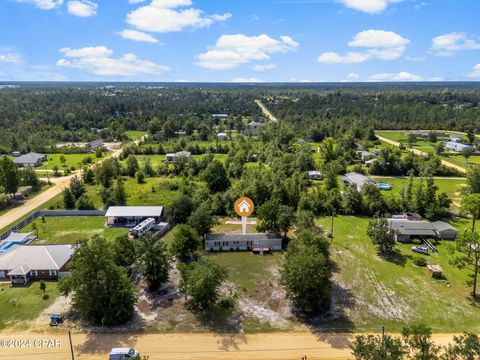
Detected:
[264,87,480,138]
[0,86,261,153]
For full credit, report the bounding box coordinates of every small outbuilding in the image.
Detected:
[432,221,458,240]
[427,264,443,279]
[308,170,323,180]
[217,132,228,140]
[105,206,164,227]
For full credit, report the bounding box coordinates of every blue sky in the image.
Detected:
[0,0,479,82]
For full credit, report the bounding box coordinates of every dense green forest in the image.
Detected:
[1,82,480,152]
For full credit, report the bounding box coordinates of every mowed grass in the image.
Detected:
[23,216,128,244]
[207,252,282,294]
[125,130,146,141]
[371,176,466,204]
[318,216,480,332]
[44,153,101,169]
[0,282,61,330]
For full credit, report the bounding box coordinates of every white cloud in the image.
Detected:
[67,0,97,16]
[346,72,360,81]
[56,46,170,77]
[431,32,480,57]
[230,77,264,83]
[466,64,480,78]
[126,0,231,33]
[0,52,22,64]
[196,34,299,70]
[338,0,402,14]
[251,64,277,72]
[118,29,159,43]
[14,0,64,10]
[404,55,426,62]
[368,71,422,82]
[318,30,409,64]
[67,0,97,17]
[129,0,145,3]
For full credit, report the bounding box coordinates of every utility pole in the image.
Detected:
[68,331,75,360]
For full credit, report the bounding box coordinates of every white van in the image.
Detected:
[109,348,140,360]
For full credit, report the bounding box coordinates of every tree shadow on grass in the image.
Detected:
[193,305,247,351]
[378,250,411,267]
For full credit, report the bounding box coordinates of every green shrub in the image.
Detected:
[217,297,236,310]
[411,238,423,245]
[413,256,427,267]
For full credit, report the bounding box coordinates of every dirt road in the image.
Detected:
[0,331,460,360]
[0,138,142,231]
[376,134,466,174]
[255,99,278,123]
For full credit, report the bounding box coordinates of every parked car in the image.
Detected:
[412,246,429,255]
[109,348,140,360]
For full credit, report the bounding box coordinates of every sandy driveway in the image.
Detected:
[255,99,278,123]
[0,331,459,360]
[0,138,143,231]
[376,134,466,174]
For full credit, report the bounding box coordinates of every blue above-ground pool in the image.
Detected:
[376,183,392,191]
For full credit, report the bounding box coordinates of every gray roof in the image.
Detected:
[0,244,74,274]
[342,172,372,189]
[308,170,322,176]
[248,121,264,127]
[105,206,164,218]
[432,221,458,233]
[206,233,281,242]
[12,152,45,165]
[388,219,437,236]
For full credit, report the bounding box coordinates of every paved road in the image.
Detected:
[255,99,278,123]
[0,331,459,360]
[376,134,466,174]
[0,137,144,231]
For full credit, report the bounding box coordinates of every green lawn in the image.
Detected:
[0,282,61,330]
[23,216,128,244]
[125,130,146,141]
[371,176,466,204]
[376,131,451,154]
[317,216,480,332]
[208,252,282,295]
[44,153,101,170]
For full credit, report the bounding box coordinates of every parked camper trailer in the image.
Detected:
[130,218,155,238]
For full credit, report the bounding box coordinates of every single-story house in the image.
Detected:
[105,206,164,227]
[175,131,187,137]
[165,151,192,162]
[217,132,228,140]
[12,153,46,167]
[432,221,458,240]
[212,114,228,118]
[244,120,264,136]
[415,131,430,138]
[444,141,475,152]
[388,219,437,242]
[308,170,323,180]
[205,233,282,252]
[86,139,103,151]
[0,244,74,284]
[341,172,373,191]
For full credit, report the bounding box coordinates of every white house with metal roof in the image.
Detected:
[105,206,165,227]
[0,244,74,284]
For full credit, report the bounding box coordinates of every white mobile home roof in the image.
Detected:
[105,206,164,218]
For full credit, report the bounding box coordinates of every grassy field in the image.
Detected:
[317,215,480,332]
[43,153,103,170]
[125,130,146,141]
[376,130,451,154]
[209,252,282,294]
[0,282,61,330]
[23,216,128,244]
[371,176,466,204]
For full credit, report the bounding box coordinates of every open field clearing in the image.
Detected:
[317,216,480,333]
[23,216,128,244]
